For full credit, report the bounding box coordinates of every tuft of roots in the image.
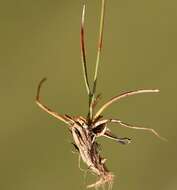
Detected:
[70,118,114,189]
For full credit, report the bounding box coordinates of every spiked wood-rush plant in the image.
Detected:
[36,0,166,189]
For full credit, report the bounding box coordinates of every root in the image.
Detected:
[87,173,114,189]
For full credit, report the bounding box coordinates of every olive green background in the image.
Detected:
[1,0,177,189]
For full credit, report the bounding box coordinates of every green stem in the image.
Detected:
[89,0,106,121]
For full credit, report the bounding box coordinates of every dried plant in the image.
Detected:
[36,0,166,189]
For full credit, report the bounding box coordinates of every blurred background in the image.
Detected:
[0,0,177,189]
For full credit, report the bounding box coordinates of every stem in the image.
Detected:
[93,0,105,93]
[80,4,91,96]
[89,0,106,120]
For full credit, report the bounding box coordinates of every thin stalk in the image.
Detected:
[89,0,106,120]
[80,4,91,96]
[109,119,167,141]
[36,78,73,125]
[94,89,159,120]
